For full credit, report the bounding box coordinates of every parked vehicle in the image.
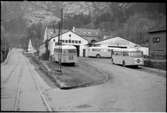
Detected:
[53,45,77,65]
[112,48,144,67]
[87,46,112,58]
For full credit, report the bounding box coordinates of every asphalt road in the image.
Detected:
[1,48,166,112]
[45,57,166,112]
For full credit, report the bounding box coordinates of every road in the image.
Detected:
[1,48,166,111]
[1,49,52,111]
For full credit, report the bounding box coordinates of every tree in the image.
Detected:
[26,22,45,49]
[121,13,156,44]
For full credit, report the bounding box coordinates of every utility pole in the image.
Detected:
[57,8,63,73]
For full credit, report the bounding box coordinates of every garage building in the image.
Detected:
[41,26,101,57]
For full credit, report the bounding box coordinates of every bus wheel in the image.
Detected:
[70,62,75,66]
[96,54,101,58]
[122,60,126,67]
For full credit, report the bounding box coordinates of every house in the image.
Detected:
[71,26,101,43]
[148,25,166,59]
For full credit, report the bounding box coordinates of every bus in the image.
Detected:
[112,48,144,67]
[53,45,77,65]
[87,46,112,58]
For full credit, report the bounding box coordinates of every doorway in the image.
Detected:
[83,49,86,57]
[74,45,80,57]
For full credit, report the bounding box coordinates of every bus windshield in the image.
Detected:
[129,51,143,57]
[68,49,77,53]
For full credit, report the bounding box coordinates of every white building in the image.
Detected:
[48,30,88,57]
[39,26,101,57]
[40,28,149,57]
[95,37,138,48]
[95,37,149,56]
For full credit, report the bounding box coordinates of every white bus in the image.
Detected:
[53,45,77,65]
[87,46,112,58]
[112,48,144,67]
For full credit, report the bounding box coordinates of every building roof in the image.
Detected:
[74,28,100,37]
[73,27,101,42]
[46,27,100,42]
[148,25,166,33]
[97,35,113,42]
[47,28,69,39]
[81,36,99,42]
[96,37,140,48]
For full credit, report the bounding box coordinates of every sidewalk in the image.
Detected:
[141,66,166,77]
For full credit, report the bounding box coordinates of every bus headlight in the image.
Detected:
[136,59,140,63]
[135,58,143,63]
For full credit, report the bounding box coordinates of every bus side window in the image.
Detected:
[118,51,123,56]
[114,51,118,55]
[92,49,100,51]
[123,51,128,56]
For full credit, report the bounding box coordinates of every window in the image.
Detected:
[92,49,100,51]
[69,34,71,37]
[69,40,71,43]
[79,41,81,43]
[129,51,143,57]
[75,40,78,43]
[54,49,61,53]
[72,40,74,43]
[55,42,60,45]
[123,51,128,56]
[53,39,55,42]
[114,51,122,56]
[65,40,68,43]
[68,49,77,53]
[153,37,160,43]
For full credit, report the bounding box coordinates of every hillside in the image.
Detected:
[1,2,166,48]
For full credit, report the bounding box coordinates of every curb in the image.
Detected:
[141,66,166,75]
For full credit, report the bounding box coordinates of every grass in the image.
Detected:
[23,51,111,90]
[25,53,110,89]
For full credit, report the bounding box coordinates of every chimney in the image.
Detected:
[72,26,75,32]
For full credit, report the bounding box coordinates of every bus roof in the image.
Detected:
[112,47,141,51]
[54,45,76,49]
[89,46,109,49]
